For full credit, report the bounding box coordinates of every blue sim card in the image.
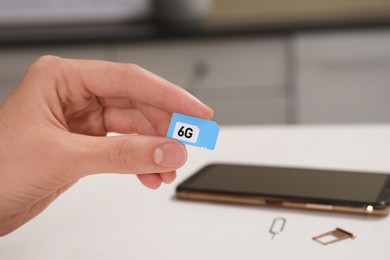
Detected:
[166,113,220,150]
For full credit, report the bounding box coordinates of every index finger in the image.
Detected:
[64,59,213,120]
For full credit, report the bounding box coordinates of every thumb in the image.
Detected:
[70,134,187,176]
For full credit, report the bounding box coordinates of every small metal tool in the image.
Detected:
[269,217,286,239]
[312,227,356,245]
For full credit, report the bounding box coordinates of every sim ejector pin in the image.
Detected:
[269,217,286,239]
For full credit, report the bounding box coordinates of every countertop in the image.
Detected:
[1,124,390,259]
[3,0,390,46]
[1,20,390,47]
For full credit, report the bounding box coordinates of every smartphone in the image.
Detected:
[176,164,390,215]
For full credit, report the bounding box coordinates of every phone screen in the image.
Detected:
[178,164,390,205]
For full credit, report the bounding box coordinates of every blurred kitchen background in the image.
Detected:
[1,0,390,125]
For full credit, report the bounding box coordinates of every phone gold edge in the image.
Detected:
[176,191,390,216]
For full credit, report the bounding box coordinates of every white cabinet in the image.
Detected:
[0,45,107,103]
[2,28,390,125]
[294,29,390,123]
[0,39,287,125]
[114,37,287,124]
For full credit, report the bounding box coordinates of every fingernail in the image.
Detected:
[154,143,187,168]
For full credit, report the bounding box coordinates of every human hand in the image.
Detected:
[0,56,213,236]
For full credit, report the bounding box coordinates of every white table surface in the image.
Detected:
[1,124,390,260]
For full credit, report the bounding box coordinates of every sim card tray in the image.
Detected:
[312,227,356,245]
